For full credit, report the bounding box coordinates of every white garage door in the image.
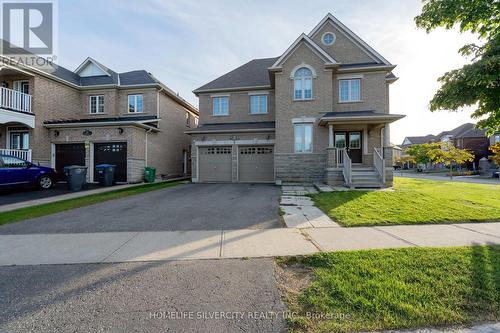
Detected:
[199,146,232,182]
[238,146,274,182]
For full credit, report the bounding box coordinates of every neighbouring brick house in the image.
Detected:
[401,123,492,170]
[0,57,198,183]
[187,13,404,188]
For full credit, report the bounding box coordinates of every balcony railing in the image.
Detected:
[0,149,32,162]
[0,87,32,113]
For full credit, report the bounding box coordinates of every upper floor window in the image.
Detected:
[322,32,336,46]
[194,117,199,127]
[294,123,313,153]
[212,96,229,116]
[186,113,190,127]
[128,94,143,113]
[90,95,104,114]
[339,79,361,102]
[250,95,267,114]
[294,67,313,100]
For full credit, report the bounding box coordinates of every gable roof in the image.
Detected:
[193,57,278,94]
[308,13,391,65]
[402,135,437,146]
[270,33,338,69]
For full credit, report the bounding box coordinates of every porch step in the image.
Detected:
[350,167,382,188]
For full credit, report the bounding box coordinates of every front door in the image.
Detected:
[334,131,362,163]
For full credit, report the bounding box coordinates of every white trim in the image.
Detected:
[212,96,230,116]
[292,117,316,124]
[194,139,275,146]
[50,143,56,169]
[321,31,336,46]
[0,108,35,128]
[289,63,318,79]
[127,94,144,114]
[89,142,94,182]
[44,121,160,132]
[89,95,105,114]
[270,33,338,69]
[293,123,314,154]
[247,91,269,96]
[75,57,111,77]
[308,13,391,65]
[337,74,364,80]
[338,78,361,103]
[249,94,268,115]
[194,85,271,94]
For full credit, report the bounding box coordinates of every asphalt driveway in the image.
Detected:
[0,183,282,234]
[0,259,286,332]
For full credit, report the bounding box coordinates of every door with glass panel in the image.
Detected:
[334,131,362,163]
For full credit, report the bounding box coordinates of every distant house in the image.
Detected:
[401,123,491,170]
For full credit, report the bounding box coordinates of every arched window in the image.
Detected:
[294,67,313,100]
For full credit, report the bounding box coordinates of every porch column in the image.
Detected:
[328,124,334,147]
[383,124,391,147]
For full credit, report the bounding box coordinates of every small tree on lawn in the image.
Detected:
[405,143,441,170]
[427,142,474,179]
[490,143,500,180]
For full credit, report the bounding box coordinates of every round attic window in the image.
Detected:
[322,32,336,46]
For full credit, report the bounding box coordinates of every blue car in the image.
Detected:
[0,154,56,190]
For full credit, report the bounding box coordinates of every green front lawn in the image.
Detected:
[312,178,500,226]
[277,246,500,332]
[0,180,188,225]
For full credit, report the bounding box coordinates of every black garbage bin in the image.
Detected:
[63,165,88,191]
[95,164,116,186]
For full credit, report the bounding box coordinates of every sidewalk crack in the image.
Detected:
[100,232,140,263]
[373,227,420,247]
[300,229,323,252]
[452,224,500,239]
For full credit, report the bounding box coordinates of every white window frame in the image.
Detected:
[212,96,229,116]
[249,94,268,114]
[186,112,190,127]
[194,117,199,127]
[128,94,144,113]
[338,79,361,103]
[294,123,313,153]
[89,95,104,114]
[321,32,336,46]
[293,68,313,101]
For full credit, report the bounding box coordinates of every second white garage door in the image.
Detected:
[199,146,232,182]
[238,146,274,182]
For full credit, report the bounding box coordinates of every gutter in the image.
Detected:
[185,127,275,135]
[44,120,161,132]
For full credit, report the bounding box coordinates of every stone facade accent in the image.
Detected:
[275,153,326,183]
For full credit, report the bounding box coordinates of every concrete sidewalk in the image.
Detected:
[1,223,499,266]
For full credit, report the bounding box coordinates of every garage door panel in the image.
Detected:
[55,144,86,181]
[94,143,127,182]
[199,146,232,182]
[239,146,274,182]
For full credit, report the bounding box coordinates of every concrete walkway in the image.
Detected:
[1,222,499,266]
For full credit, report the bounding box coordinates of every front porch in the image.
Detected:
[320,111,405,188]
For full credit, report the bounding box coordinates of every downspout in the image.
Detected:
[145,128,153,166]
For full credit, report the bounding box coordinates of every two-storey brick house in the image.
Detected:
[0,57,198,183]
[188,13,404,187]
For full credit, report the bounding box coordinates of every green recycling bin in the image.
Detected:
[144,166,156,183]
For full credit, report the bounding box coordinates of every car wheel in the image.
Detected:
[38,175,53,189]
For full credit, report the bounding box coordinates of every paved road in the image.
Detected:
[0,259,286,332]
[0,183,282,234]
[396,173,500,185]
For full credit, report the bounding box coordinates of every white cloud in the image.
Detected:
[57,0,482,144]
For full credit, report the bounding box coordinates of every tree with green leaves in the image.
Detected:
[415,0,500,135]
[427,142,475,179]
[405,143,442,168]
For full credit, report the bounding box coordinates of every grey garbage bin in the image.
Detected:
[95,164,116,186]
[63,165,88,191]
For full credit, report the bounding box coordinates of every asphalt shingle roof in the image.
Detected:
[194,57,278,93]
[186,121,275,133]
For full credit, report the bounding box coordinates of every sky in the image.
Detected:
[55,0,480,144]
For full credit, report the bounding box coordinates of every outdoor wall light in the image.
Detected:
[83,129,92,136]
[54,130,59,137]
[118,127,124,135]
